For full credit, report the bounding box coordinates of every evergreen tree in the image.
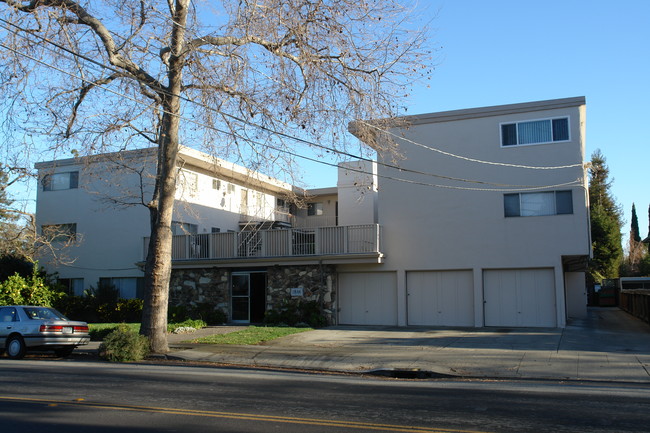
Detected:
[0,165,32,260]
[587,150,623,285]
[631,203,641,242]
[0,165,13,221]
[647,204,650,254]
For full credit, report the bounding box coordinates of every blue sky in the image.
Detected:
[301,0,650,246]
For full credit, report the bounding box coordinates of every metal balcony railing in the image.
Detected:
[143,224,381,261]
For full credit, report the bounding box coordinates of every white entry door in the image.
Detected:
[338,273,397,325]
[407,270,474,326]
[483,269,556,327]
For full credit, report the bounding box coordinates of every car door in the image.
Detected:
[0,307,18,348]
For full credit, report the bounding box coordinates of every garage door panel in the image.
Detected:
[407,270,474,326]
[484,269,556,327]
[339,273,397,326]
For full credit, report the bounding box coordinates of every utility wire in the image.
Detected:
[0,18,583,177]
[0,21,584,192]
[359,120,584,170]
[0,18,583,176]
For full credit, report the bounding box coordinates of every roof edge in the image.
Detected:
[349,97,586,141]
[402,96,586,126]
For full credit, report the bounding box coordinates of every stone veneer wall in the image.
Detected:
[169,264,337,324]
[169,268,230,316]
[266,264,337,325]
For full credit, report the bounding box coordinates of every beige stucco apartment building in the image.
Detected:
[35,97,590,328]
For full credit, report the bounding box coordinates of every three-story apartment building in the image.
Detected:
[35,97,590,327]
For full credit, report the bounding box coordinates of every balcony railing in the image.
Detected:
[143,224,381,261]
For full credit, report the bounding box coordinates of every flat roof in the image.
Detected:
[349,97,586,141]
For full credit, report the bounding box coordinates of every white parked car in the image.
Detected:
[0,305,90,359]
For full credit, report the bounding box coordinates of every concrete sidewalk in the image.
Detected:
[166,308,650,382]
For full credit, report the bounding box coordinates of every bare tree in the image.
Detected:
[0,0,432,352]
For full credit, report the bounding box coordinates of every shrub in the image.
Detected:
[168,305,190,323]
[98,324,149,362]
[264,300,326,328]
[54,295,100,322]
[168,302,227,325]
[86,282,119,305]
[89,323,140,341]
[0,266,65,306]
[54,284,143,323]
[115,298,143,322]
[193,302,227,325]
[0,255,33,282]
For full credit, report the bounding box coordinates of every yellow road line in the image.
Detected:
[0,396,491,433]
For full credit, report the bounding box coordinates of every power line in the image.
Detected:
[360,120,584,170]
[0,20,584,192]
[0,18,582,178]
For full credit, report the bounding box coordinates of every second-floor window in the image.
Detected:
[42,171,79,191]
[42,223,77,242]
[307,202,323,216]
[501,117,569,147]
[171,221,198,235]
[504,190,573,217]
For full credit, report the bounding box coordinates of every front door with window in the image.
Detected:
[231,272,266,323]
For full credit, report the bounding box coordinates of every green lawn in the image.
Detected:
[191,326,312,345]
[88,323,140,341]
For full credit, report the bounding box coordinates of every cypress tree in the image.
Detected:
[631,203,641,242]
[587,150,623,285]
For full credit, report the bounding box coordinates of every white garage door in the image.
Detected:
[407,270,474,326]
[338,272,397,325]
[483,269,556,327]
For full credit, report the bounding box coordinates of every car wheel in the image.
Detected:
[6,336,26,360]
[54,347,75,357]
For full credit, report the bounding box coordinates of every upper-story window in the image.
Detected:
[178,170,198,196]
[501,117,569,147]
[42,171,79,191]
[504,190,573,217]
[171,221,198,235]
[41,223,77,242]
[307,202,323,216]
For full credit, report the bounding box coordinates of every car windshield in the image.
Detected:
[23,307,69,321]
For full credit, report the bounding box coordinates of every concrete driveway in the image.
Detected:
[170,307,650,382]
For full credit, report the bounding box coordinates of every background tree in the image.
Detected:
[646,204,650,254]
[0,163,34,264]
[621,202,647,276]
[587,150,623,285]
[631,203,641,243]
[0,0,432,352]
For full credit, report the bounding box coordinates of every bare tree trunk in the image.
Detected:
[140,0,189,353]
[141,108,179,353]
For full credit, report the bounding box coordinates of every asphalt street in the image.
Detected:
[1,359,649,432]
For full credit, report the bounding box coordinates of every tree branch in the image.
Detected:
[1,0,164,93]
[65,73,125,138]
